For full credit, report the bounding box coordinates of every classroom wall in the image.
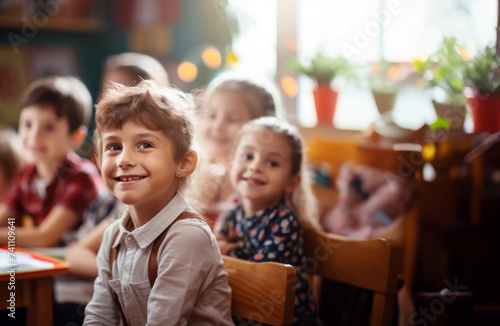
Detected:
[0,0,234,129]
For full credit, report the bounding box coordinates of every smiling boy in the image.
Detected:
[0,76,106,247]
[83,80,232,325]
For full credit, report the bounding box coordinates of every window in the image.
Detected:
[228,0,498,130]
[225,0,277,79]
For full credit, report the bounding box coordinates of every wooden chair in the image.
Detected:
[306,137,358,219]
[222,255,296,325]
[302,226,401,326]
[306,137,358,181]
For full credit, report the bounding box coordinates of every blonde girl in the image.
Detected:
[216,116,318,325]
[200,71,284,228]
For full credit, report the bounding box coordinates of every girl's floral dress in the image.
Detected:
[217,199,317,324]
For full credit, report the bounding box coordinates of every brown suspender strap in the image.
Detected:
[109,241,128,326]
[109,218,132,326]
[108,211,203,325]
[147,211,203,287]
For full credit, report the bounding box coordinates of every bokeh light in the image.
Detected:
[422,142,436,161]
[177,61,198,83]
[280,75,298,98]
[201,46,222,69]
[226,51,239,67]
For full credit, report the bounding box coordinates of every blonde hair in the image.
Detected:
[0,129,22,183]
[202,71,285,120]
[93,80,204,207]
[236,117,319,227]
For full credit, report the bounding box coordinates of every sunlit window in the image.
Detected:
[226,0,277,79]
[228,0,497,130]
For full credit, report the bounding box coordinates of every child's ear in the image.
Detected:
[70,126,88,149]
[285,174,301,194]
[177,150,198,177]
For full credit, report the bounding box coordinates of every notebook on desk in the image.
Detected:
[0,247,69,281]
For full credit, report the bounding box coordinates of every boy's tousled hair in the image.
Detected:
[94,80,199,193]
[19,76,92,133]
[236,116,319,227]
[105,52,169,87]
[202,71,285,120]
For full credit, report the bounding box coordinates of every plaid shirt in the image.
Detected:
[3,152,106,227]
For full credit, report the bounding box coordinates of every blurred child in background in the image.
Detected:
[323,163,414,239]
[100,52,169,98]
[0,76,106,247]
[200,71,284,228]
[0,129,22,201]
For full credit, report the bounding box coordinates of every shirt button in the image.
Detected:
[127,236,133,242]
[124,265,130,273]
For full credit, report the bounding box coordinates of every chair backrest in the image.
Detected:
[468,134,500,225]
[222,255,296,325]
[306,137,358,179]
[302,227,401,326]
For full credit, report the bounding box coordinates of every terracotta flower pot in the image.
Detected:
[465,94,500,133]
[313,86,338,125]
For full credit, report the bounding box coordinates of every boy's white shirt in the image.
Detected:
[33,177,48,199]
[83,192,233,326]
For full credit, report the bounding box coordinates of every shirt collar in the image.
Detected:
[112,210,131,248]
[112,192,189,249]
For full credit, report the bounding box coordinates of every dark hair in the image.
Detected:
[19,76,92,133]
[105,52,169,86]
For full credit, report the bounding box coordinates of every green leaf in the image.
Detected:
[415,36,467,99]
[430,117,451,131]
[286,50,356,85]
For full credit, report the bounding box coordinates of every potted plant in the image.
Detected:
[288,51,356,125]
[463,45,500,133]
[414,37,468,131]
[369,59,401,115]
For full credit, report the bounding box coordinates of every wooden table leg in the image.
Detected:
[27,276,53,326]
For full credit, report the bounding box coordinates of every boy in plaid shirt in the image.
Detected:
[0,76,106,247]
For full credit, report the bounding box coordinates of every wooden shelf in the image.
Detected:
[0,15,106,32]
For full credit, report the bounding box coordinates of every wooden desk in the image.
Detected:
[0,248,69,325]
